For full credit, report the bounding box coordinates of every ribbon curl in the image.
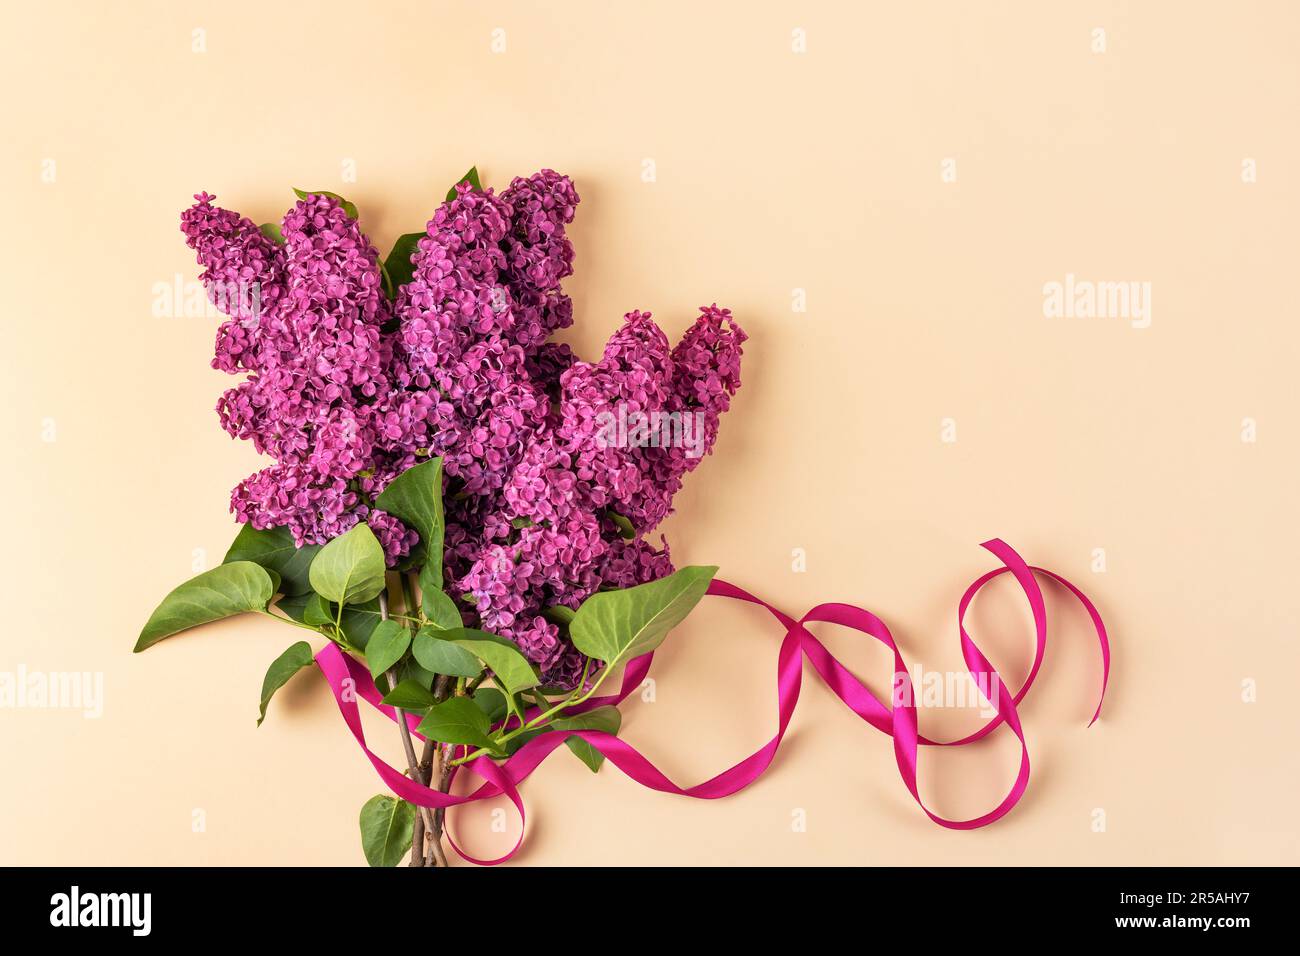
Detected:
[315,538,1110,863]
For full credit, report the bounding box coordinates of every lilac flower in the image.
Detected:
[180,192,285,374]
[183,191,408,562]
[499,169,580,349]
[670,304,747,466]
[546,310,682,533]
[598,537,675,590]
[230,463,360,547]
[182,172,744,688]
[524,341,577,398]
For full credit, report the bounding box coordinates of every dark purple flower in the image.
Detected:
[182,173,742,686]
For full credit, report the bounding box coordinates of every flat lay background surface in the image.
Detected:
[2,0,1296,865]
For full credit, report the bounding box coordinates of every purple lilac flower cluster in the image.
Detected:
[181,171,745,687]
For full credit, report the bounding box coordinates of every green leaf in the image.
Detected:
[541,605,575,627]
[501,687,527,726]
[259,221,285,244]
[293,187,359,220]
[414,697,499,750]
[272,592,312,623]
[412,627,482,678]
[551,705,621,772]
[308,523,386,606]
[471,687,508,723]
[566,737,607,772]
[375,458,445,588]
[552,705,622,734]
[422,588,463,630]
[223,524,320,596]
[262,568,282,595]
[257,641,314,726]
[383,232,424,293]
[304,593,334,627]
[606,510,636,540]
[503,727,547,755]
[417,566,444,615]
[338,598,383,650]
[359,795,415,868]
[569,566,717,669]
[444,629,539,694]
[445,166,482,202]
[365,619,411,681]
[136,562,276,651]
[380,679,437,710]
[279,595,380,649]
[400,658,438,690]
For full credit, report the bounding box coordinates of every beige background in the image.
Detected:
[2,0,1296,866]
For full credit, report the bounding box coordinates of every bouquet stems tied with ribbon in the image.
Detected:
[138,167,745,866]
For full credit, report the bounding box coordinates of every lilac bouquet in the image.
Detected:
[138,168,745,866]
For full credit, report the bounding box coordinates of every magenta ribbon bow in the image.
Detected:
[315,538,1110,864]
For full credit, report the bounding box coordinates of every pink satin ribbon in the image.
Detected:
[315,538,1109,863]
